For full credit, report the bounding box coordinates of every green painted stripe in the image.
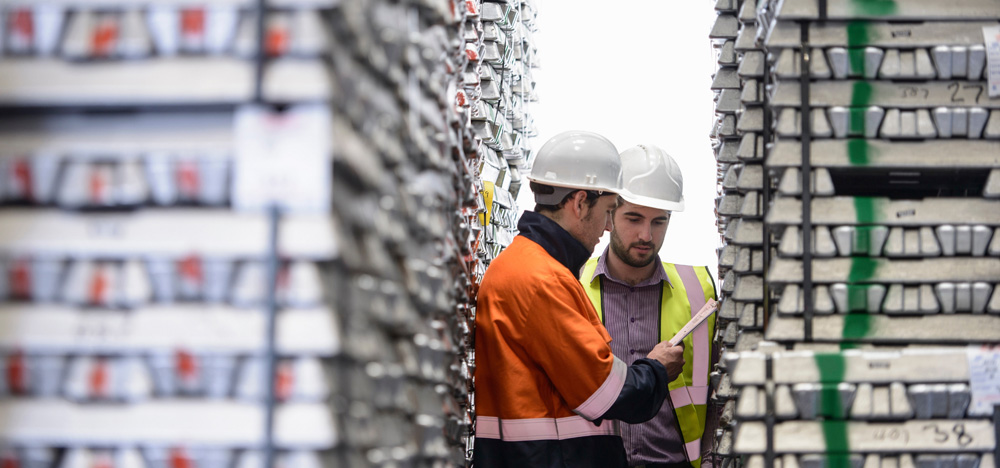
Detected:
[846,22,869,48]
[847,139,869,165]
[847,256,878,283]
[849,0,898,16]
[848,48,866,77]
[815,356,853,460]
[812,34,887,460]
[847,82,873,136]
[821,421,851,452]
[854,226,873,253]
[852,197,877,225]
[846,285,868,312]
[818,383,844,417]
[848,107,867,135]
[845,21,872,76]
[850,81,872,107]
[843,313,873,340]
[814,353,845,384]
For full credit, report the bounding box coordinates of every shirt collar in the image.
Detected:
[590,246,672,288]
[516,211,592,277]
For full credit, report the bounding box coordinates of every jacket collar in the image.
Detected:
[517,211,591,277]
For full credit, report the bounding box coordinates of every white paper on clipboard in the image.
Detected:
[668,299,718,347]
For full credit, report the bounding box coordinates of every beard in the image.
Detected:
[610,231,658,268]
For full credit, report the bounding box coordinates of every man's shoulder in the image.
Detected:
[483,236,575,286]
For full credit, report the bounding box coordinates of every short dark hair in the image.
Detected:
[530,181,609,213]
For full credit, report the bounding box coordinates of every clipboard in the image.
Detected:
[667,299,719,346]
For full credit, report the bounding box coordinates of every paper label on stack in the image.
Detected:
[985,26,1000,97]
[966,344,1000,416]
[233,105,332,213]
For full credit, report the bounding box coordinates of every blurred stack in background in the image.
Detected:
[0,0,538,466]
[710,1,1000,468]
[711,0,771,461]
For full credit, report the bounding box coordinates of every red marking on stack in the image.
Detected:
[266,23,288,56]
[176,350,198,384]
[13,160,32,200]
[10,259,31,299]
[90,358,109,398]
[92,17,118,57]
[276,361,293,400]
[179,256,203,284]
[90,265,109,305]
[10,9,33,44]
[1,451,20,468]
[6,352,26,395]
[181,9,205,36]
[177,161,200,199]
[169,448,192,468]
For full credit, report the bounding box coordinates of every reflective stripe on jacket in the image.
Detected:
[580,259,717,468]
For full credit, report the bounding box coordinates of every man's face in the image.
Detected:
[610,200,670,268]
[578,195,618,254]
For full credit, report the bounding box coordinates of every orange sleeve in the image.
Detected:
[497,271,626,419]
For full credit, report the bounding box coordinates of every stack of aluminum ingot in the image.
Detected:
[467,0,538,266]
[711,1,1000,467]
[0,1,342,467]
[0,0,538,466]
[727,347,999,468]
[329,0,536,465]
[711,0,772,464]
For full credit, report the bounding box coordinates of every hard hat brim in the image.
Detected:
[619,190,685,212]
[523,174,619,195]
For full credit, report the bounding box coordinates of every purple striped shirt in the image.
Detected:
[590,248,688,467]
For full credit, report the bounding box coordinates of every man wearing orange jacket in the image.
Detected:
[474,131,686,468]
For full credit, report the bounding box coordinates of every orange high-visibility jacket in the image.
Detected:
[474,212,669,468]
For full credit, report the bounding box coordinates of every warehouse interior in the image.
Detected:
[0,0,997,467]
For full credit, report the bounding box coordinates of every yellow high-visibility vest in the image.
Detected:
[580,258,717,468]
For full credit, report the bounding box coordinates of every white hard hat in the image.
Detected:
[619,144,685,212]
[526,131,623,204]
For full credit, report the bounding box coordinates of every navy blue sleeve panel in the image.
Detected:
[597,358,669,424]
[473,435,628,468]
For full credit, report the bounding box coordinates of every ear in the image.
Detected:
[566,190,589,220]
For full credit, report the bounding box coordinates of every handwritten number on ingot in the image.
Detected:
[921,423,974,446]
[901,86,929,99]
[964,84,984,104]
[953,423,973,447]
[77,315,109,342]
[923,424,949,443]
[873,428,909,444]
[87,218,123,238]
[948,81,986,104]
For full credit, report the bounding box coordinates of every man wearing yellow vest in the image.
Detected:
[580,144,719,468]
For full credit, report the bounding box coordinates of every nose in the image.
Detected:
[638,223,652,242]
[604,214,613,232]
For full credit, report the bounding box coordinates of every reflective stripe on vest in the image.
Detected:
[580,260,717,468]
[476,415,620,441]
